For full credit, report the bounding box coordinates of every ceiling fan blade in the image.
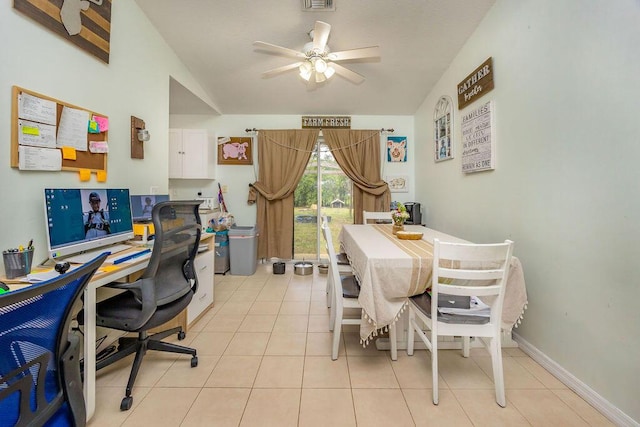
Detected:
[253,41,306,59]
[330,62,365,84]
[312,21,331,52]
[262,62,304,78]
[328,46,381,61]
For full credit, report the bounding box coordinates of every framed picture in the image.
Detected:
[434,96,453,162]
[217,137,253,165]
[387,136,408,162]
[385,175,409,193]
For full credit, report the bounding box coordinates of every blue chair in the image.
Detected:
[0,254,107,427]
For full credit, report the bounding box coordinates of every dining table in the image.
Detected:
[338,224,528,345]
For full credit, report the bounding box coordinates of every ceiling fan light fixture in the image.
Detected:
[255,19,379,85]
[314,58,328,73]
[324,65,336,79]
[299,61,313,80]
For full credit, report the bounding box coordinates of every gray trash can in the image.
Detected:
[228,225,258,275]
[214,230,230,274]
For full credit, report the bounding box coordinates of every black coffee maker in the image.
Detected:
[404,202,422,225]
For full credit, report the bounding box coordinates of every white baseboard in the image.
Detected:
[512,332,638,427]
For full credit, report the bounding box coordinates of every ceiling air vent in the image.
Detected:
[302,0,335,12]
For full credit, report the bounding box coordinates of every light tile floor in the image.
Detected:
[89,263,614,427]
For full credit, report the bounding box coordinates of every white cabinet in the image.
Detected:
[188,248,214,325]
[169,128,215,179]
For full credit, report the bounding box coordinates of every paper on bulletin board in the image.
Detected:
[18,92,57,125]
[89,141,109,153]
[93,115,108,131]
[18,146,62,171]
[18,119,57,148]
[79,169,91,181]
[56,106,89,151]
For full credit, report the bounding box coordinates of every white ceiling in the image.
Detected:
[135,0,496,116]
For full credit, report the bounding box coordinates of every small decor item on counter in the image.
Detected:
[391,202,410,234]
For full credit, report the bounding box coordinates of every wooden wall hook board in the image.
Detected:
[131,116,145,159]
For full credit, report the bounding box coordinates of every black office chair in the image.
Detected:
[0,254,107,427]
[91,200,202,411]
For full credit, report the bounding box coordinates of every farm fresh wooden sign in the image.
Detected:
[301,116,351,129]
[457,57,494,110]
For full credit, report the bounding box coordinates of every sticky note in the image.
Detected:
[62,146,77,160]
[96,170,107,182]
[22,126,40,136]
[89,141,109,153]
[93,116,109,132]
[79,169,91,181]
[88,120,100,133]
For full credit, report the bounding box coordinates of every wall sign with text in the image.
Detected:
[457,57,494,110]
[461,100,495,173]
[301,116,351,129]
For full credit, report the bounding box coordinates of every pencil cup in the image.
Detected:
[3,248,34,279]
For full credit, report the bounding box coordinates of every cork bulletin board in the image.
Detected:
[11,86,108,172]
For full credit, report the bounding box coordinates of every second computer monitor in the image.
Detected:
[130,194,170,222]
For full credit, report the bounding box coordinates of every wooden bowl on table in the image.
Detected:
[396,231,424,240]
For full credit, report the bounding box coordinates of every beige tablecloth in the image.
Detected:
[339,224,528,344]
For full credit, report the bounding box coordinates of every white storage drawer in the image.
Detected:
[189,249,214,325]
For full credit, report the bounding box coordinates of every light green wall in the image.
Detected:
[0,2,215,271]
[414,0,639,422]
[2,0,637,422]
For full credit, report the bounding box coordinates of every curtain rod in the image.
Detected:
[246,127,394,133]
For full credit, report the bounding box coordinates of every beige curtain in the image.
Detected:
[248,129,319,259]
[323,129,391,224]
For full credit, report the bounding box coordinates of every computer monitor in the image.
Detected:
[44,188,134,259]
[130,194,170,222]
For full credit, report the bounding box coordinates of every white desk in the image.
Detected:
[339,224,528,347]
[82,255,149,420]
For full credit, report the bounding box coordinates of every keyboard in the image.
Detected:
[64,243,132,264]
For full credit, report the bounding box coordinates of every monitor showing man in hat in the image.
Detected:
[84,192,111,238]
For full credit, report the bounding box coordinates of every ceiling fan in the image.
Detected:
[254,21,380,85]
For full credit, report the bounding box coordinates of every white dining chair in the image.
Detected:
[321,216,352,309]
[362,210,392,224]
[323,216,401,361]
[406,238,514,407]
